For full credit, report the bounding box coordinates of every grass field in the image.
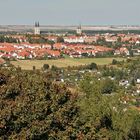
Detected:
[11,57,125,70]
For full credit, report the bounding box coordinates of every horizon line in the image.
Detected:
[1,24,140,26]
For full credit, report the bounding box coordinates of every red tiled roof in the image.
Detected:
[18,51,30,57]
[46,50,60,57]
[0,46,17,53]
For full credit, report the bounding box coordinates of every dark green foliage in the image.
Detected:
[0,35,18,43]
[112,59,118,65]
[57,36,64,43]
[33,66,36,71]
[0,66,140,140]
[43,64,49,70]
[0,68,79,139]
[102,67,128,80]
[101,78,116,94]
[26,35,55,45]
[128,114,140,140]
[78,76,140,140]
[51,65,59,71]
[88,62,98,70]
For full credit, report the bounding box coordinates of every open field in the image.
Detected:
[11,57,125,70]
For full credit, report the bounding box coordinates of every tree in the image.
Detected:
[112,59,118,65]
[128,113,140,139]
[100,78,116,94]
[57,36,64,43]
[88,62,98,70]
[51,65,59,71]
[117,36,122,42]
[78,76,113,139]
[43,64,49,70]
[129,49,134,57]
[78,75,140,139]
[0,68,79,139]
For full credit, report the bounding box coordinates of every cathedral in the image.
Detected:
[34,22,40,35]
[76,24,82,35]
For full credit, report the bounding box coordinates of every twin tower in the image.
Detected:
[34,22,40,35]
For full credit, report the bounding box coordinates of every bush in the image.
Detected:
[112,59,118,65]
[43,64,49,70]
[88,62,98,70]
[101,78,116,94]
[51,65,59,71]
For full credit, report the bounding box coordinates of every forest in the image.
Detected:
[0,60,140,140]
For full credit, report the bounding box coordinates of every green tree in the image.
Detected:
[88,62,98,70]
[43,64,49,70]
[112,59,118,65]
[57,36,64,43]
[101,78,116,94]
[0,68,79,139]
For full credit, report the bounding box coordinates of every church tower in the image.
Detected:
[34,22,40,35]
[76,24,82,35]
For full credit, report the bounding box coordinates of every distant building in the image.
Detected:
[34,22,40,35]
[64,36,84,43]
[76,25,82,35]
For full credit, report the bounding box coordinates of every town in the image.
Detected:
[0,23,140,62]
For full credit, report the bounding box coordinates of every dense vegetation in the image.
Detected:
[0,69,79,139]
[0,62,140,139]
[0,35,18,43]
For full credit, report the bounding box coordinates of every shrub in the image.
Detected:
[43,64,49,70]
[112,59,118,65]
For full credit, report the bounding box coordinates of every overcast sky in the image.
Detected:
[0,0,140,25]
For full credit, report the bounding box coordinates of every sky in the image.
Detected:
[0,0,140,25]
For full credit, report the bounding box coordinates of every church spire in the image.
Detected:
[34,21,40,35]
[38,22,39,27]
[35,22,37,27]
[76,24,82,35]
[35,22,40,27]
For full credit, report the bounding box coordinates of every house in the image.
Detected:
[119,80,129,86]
[136,40,140,45]
[53,43,66,50]
[17,51,31,59]
[46,50,61,58]
[136,79,140,84]
[114,47,129,56]
[64,36,85,43]
[105,36,117,42]
[0,46,17,54]
[132,49,140,56]
[2,54,13,59]
[84,36,98,43]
